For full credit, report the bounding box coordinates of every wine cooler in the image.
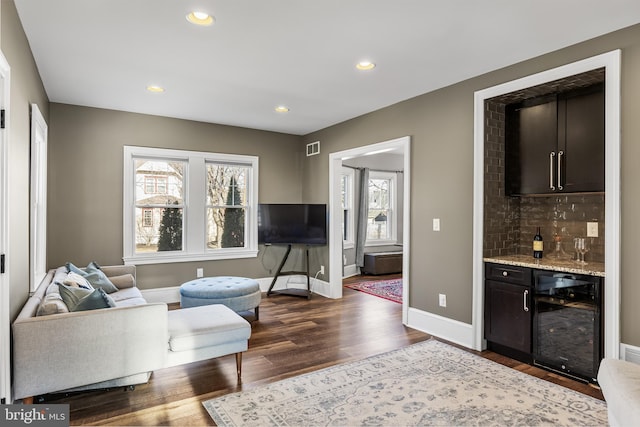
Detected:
[533,270,602,383]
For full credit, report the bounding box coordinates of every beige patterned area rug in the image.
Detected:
[203,339,607,426]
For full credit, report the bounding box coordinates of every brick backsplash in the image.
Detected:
[483,100,605,263]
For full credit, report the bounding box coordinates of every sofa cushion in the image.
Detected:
[109,287,144,302]
[36,293,70,316]
[59,283,116,311]
[108,274,135,289]
[66,261,119,293]
[115,297,148,307]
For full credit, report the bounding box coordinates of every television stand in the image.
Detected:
[266,244,311,299]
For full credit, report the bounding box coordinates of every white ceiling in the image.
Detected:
[14,0,640,136]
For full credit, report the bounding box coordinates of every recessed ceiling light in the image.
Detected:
[275,106,290,113]
[146,85,165,93]
[186,11,215,26]
[356,61,376,71]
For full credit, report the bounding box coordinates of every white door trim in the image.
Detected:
[0,50,12,403]
[472,50,621,358]
[328,136,411,324]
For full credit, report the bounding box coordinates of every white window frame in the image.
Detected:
[341,167,355,249]
[123,146,259,265]
[30,104,48,291]
[366,171,397,246]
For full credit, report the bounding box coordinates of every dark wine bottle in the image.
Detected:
[533,227,543,258]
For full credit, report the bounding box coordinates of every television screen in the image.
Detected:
[258,204,327,245]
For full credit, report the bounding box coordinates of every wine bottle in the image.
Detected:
[533,227,543,258]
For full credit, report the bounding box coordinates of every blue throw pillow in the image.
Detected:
[59,283,116,312]
[65,262,119,294]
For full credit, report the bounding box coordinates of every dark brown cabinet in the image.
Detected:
[484,263,532,357]
[506,83,604,195]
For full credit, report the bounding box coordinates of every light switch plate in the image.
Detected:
[587,222,599,238]
[433,218,440,231]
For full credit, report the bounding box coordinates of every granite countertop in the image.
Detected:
[484,254,605,277]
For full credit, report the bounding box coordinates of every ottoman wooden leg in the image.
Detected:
[255,305,259,320]
[236,352,243,380]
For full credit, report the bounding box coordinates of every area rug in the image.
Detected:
[344,278,402,303]
[203,339,607,426]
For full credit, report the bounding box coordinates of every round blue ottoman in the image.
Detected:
[180,276,261,319]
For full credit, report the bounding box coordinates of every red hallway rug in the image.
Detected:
[345,278,402,304]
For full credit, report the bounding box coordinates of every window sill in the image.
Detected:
[365,240,398,247]
[123,249,259,266]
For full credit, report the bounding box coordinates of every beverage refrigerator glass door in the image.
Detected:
[532,270,602,383]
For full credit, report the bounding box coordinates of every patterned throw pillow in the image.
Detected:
[63,272,94,290]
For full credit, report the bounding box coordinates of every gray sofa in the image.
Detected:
[12,264,252,402]
[12,265,168,401]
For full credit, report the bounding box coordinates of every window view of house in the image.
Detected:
[134,159,184,252]
[340,168,354,248]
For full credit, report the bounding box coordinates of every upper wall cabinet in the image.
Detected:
[505,83,605,195]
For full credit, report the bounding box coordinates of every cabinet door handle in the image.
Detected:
[557,150,564,191]
[502,271,508,277]
[523,289,529,312]
[549,151,556,190]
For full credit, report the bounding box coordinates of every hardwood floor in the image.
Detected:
[41,275,602,426]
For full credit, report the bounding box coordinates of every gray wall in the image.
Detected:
[4,0,640,348]
[1,0,49,320]
[303,24,640,346]
[47,103,304,290]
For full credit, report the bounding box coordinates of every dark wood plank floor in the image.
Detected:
[41,273,602,426]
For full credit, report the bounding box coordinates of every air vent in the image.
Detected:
[306,141,320,157]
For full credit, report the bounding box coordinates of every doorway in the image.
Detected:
[0,51,11,403]
[472,50,621,358]
[329,136,410,324]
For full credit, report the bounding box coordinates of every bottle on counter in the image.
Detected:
[533,227,543,259]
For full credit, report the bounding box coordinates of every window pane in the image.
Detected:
[207,164,248,207]
[367,209,390,240]
[134,159,184,253]
[368,178,389,209]
[207,207,246,249]
[135,207,183,252]
[135,159,184,204]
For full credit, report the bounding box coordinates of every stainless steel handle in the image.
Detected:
[549,151,556,190]
[557,150,564,191]
[523,289,529,312]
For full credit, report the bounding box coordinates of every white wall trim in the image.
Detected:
[472,50,622,357]
[620,343,640,365]
[329,136,411,323]
[0,50,11,403]
[141,276,332,304]
[407,307,474,349]
[343,264,359,278]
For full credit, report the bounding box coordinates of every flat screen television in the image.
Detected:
[258,203,327,245]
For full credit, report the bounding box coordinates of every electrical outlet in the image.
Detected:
[196,268,204,278]
[433,218,441,232]
[320,265,325,275]
[439,293,447,307]
[587,222,599,238]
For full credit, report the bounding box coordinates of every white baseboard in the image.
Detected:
[407,307,474,349]
[141,276,333,305]
[343,264,359,278]
[621,342,640,365]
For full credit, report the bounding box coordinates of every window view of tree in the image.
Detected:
[367,177,391,241]
[134,159,184,253]
[207,164,248,249]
